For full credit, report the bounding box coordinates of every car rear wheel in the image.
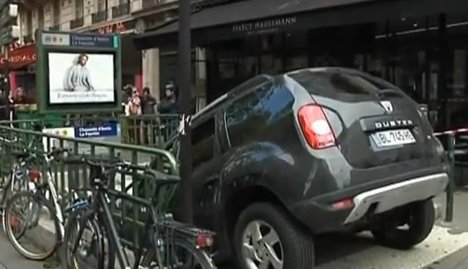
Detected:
[234,203,315,269]
[371,199,435,250]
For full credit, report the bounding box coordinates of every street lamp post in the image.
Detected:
[177,0,193,223]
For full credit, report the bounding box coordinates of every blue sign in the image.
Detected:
[70,33,114,48]
[75,122,118,138]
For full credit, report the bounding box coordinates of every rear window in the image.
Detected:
[288,69,400,100]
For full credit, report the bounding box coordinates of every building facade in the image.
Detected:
[13,0,179,98]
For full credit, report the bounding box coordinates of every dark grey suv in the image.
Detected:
[165,67,448,269]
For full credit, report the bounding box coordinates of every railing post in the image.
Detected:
[445,133,456,222]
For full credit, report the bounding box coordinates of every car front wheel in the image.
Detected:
[371,199,435,250]
[234,203,315,269]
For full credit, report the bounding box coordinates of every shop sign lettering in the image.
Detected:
[0,44,37,68]
[0,53,36,64]
[232,16,297,34]
[98,22,126,34]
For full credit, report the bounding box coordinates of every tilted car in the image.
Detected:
[164,67,448,269]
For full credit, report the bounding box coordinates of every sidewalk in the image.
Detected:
[0,233,44,269]
[423,189,468,269]
[2,191,468,269]
[424,244,468,269]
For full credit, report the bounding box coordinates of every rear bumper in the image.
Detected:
[289,172,448,233]
[343,172,448,224]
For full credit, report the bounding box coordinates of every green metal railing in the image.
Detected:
[0,123,180,251]
[121,114,179,146]
[13,113,179,147]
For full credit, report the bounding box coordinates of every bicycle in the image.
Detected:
[61,155,217,269]
[3,147,72,261]
[0,134,45,215]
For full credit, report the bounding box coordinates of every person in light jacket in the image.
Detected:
[64,54,94,92]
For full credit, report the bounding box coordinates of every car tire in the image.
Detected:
[371,199,435,250]
[234,202,315,269]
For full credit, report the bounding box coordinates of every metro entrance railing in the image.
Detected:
[0,123,179,252]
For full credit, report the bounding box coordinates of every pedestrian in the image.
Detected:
[157,83,179,139]
[125,86,142,144]
[141,87,157,144]
[141,87,157,115]
[157,83,179,114]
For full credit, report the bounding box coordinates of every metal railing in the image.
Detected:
[12,113,179,147]
[121,114,178,146]
[112,3,130,18]
[70,17,84,29]
[0,123,179,251]
[142,0,167,9]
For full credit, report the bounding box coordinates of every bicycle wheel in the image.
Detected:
[3,191,61,260]
[140,240,217,269]
[62,211,106,269]
[0,172,27,210]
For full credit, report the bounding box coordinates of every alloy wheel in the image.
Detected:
[241,220,284,269]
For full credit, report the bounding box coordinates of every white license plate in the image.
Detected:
[371,129,416,147]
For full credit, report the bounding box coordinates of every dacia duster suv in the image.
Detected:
[165,68,448,269]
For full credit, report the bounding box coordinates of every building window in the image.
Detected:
[97,0,108,11]
[26,11,32,35]
[53,0,60,26]
[75,0,84,18]
[38,8,44,28]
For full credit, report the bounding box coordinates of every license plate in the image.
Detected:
[371,129,415,147]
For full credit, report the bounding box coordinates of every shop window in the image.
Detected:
[238,57,258,80]
[260,55,282,75]
[218,60,236,79]
[452,49,466,97]
[14,73,37,105]
[285,56,307,72]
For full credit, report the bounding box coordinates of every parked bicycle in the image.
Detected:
[60,155,217,269]
[3,147,72,261]
[0,134,43,216]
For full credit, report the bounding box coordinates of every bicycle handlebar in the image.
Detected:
[64,154,180,183]
[12,147,70,164]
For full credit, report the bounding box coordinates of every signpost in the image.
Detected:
[36,30,122,113]
[178,0,193,223]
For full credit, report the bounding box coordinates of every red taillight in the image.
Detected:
[196,233,215,248]
[331,198,354,211]
[28,169,42,183]
[297,104,336,149]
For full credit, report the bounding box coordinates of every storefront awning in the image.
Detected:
[0,44,36,70]
[134,0,376,48]
[134,0,468,49]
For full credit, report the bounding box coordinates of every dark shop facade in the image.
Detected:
[135,0,468,132]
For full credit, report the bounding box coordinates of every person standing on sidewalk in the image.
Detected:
[141,87,157,144]
[125,86,142,144]
[157,83,179,138]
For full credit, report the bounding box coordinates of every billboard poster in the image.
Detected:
[47,52,115,105]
